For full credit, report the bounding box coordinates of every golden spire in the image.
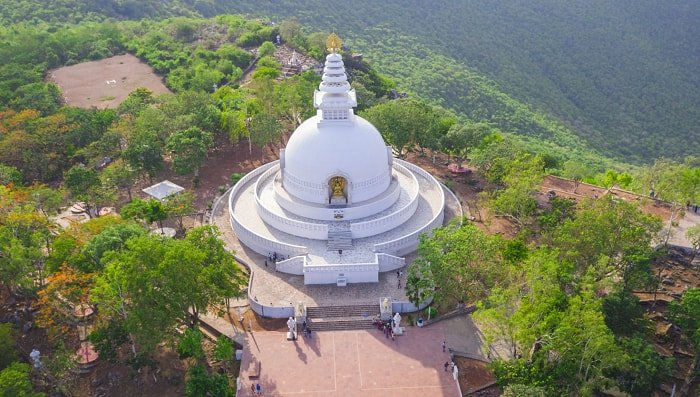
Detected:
[325,33,343,53]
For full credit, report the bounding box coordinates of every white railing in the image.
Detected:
[275,255,306,275]
[377,253,405,271]
[254,164,329,239]
[349,163,420,238]
[373,159,446,255]
[228,161,308,257]
[303,262,379,273]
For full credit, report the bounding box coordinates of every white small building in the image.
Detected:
[229,47,447,285]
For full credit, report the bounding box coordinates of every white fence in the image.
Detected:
[372,159,446,255]
[228,161,308,257]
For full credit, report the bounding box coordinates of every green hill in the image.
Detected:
[205,0,700,164]
[1,0,697,164]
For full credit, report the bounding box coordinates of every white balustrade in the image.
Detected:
[253,164,330,239]
[373,159,446,255]
[349,163,420,238]
[275,256,306,275]
[228,161,308,257]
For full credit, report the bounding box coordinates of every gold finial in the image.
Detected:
[326,33,343,53]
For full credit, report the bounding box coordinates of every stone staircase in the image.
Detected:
[306,304,379,331]
[327,229,353,251]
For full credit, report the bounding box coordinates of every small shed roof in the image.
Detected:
[142,180,184,200]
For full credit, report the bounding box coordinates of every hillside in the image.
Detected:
[1,0,698,164]
[210,0,700,164]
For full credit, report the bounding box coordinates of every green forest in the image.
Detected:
[0,1,699,396]
[210,0,700,164]
[2,0,698,163]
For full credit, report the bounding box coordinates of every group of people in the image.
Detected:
[373,318,396,340]
[265,252,288,267]
[396,270,403,289]
[443,360,455,372]
[250,382,262,394]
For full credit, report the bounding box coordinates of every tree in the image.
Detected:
[213,335,234,371]
[248,112,281,161]
[407,221,503,307]
[257,41,276,58]
[185,364,232,397]
[166,127,213,180]
[184,225,246,317]
[562,160,589,193]
[0,164,22,185]
[667,288,700,395]
[475,284,522,358]
[546,291,623,394]
[91,228,244,356]
[601,289,647,337]
[0,216,47,296]
[550,196,661,287]
[63,165,104,218]
[668,288,700,349]
[123,128,163,182]
[27,184,63,218]
[440,122,490,167]
[101,159,137,200]
[117,87,155,117]
[164,191,195,233]
[632,159,700,245]
[469,133,523,184]
[36,265,95,341]
[488,153,544,228]
[177,328,204,359]
[361,98,444,158]
[613,336,674,396]
[80,223,146,272]
[279,18,304,46]
[501,384,546,397]
[0,362,44,397]
[120,198,168,231]
[686,224,700,262]
[0,324,17,370]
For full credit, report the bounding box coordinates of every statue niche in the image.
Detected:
[329,176,347,204]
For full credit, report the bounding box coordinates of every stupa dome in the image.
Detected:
[282,114,392,204]
[280,50,391,205]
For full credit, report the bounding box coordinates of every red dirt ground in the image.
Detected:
[48,54,171,109]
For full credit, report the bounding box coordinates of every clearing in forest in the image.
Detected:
[48,54,171,109]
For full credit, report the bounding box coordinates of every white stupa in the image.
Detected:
[229,34,447,285]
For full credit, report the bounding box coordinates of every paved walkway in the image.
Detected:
[667,209,700,248]
[238,327,459,397]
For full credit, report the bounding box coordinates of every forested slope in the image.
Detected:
[1,0,698,163]
[209,0,700,163]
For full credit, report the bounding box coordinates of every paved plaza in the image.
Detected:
[238,327,459,397]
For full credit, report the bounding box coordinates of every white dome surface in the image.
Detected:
[282,114,391,204]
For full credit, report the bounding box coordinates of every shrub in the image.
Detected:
[257,41,276,58]
[230,172,245,185]
[177,328,204,359]
[0,324,17,370]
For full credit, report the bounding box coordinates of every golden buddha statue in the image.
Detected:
[331,176,345,198]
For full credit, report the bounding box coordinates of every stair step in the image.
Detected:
[306,305,380,319]
[307,319,375,331]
